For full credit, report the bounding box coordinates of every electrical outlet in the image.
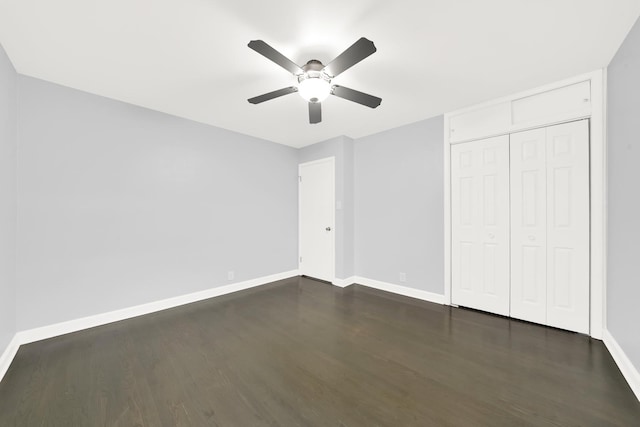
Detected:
[227,271,235,281]
[399,272,407,283]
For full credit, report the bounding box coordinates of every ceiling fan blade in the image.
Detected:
[248,86,298,104]
[323,37,377,77]
[331,85,382,108]
[248,40,303,75]
[309,102,321,124]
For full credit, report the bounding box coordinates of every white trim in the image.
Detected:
[16,270,299,345]
[443,123,452,306]
[602,68,608,334]
[332,276,355,288]
[0,334,20,383]
[297,156,335,168]
[589,69,606,339]
[354,276,445,305]
[298,156,336,283]
[443,69,606,339]
[603,329,640,402]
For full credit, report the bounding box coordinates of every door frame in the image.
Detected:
[298,157,336,282]
[443,69,606,339]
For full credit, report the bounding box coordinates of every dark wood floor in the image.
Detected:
[0,276,638,426]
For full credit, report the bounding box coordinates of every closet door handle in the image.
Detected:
[488,233,495,239]
[528,235,536,241]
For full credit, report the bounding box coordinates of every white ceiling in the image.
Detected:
[1,0,639,148]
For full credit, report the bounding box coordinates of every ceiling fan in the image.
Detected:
[247,37,382,124]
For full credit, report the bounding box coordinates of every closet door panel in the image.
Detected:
[451,136,510,315]
[510,128,547,324]
[546,120,590,334]
[452,144,477,298]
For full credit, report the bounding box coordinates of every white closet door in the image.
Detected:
[546,120,590,334]
[451,135,510,315]
[510,128,548,324]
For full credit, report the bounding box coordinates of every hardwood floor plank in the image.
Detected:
[1,276,638,426]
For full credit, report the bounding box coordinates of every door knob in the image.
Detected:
[326,227,332,231]
[529,235,536,241]
[488,233,495,239]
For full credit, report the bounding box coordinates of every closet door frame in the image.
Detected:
[443,69,606,339]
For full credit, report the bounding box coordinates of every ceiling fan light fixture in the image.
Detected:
[247,38,381,123]
[298,76,331,103]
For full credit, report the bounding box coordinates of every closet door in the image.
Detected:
[510,128,548,325]
[510,120,590,333]
[451,135,510,315]
[546,120,590,334]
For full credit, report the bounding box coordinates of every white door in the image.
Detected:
[451,135,510,315]
[510,120,590,333]
[299,158,335,282]
[510,128,548,324]
[545,120,590,334]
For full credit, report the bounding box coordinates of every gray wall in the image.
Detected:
[16,76,299,330]
[10,66,445,334]
[0,43,17,355]
[298,136,355,279]
[354,116,444,294]
[607,17,640,372]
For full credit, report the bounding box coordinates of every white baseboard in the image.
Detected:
[332,276,356,288]
[0,334,20,384]
[354,276,445,305]
[1,270,299,384]
[603,329,640,402]
[17,270,299,345]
